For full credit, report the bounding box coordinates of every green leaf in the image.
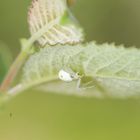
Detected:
[20,42,140,98]
[0,42,13,84]
[28,0,84,46]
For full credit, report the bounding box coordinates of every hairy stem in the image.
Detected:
[0,50,28,92]
[8,76,58,96]
[0,77,57,105]
[0,19,59,93]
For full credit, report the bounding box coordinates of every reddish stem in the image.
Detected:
[0,51,28,92]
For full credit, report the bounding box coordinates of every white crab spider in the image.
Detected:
[58,69,94,90]
[58,69,80,82]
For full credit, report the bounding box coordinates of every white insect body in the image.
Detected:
[58,69,79,82]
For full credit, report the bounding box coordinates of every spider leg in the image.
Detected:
[76,78,95,90]
[76,78,81,90]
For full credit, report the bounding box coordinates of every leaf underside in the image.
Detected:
[22,42,140,98]
[28,0,84,46]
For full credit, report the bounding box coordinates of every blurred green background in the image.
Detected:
[1,0,140,140]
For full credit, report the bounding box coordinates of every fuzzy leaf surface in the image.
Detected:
[21,42,140,98]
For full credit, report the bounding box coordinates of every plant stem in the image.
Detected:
[0,38,33,92]
[0,50,28,92]
[8,76,58,96]
[0,19,59,93]
[0,77,58,104]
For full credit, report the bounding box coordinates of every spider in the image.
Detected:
[58,69,94,90]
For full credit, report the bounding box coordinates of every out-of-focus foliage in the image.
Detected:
[73,0,140,47]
